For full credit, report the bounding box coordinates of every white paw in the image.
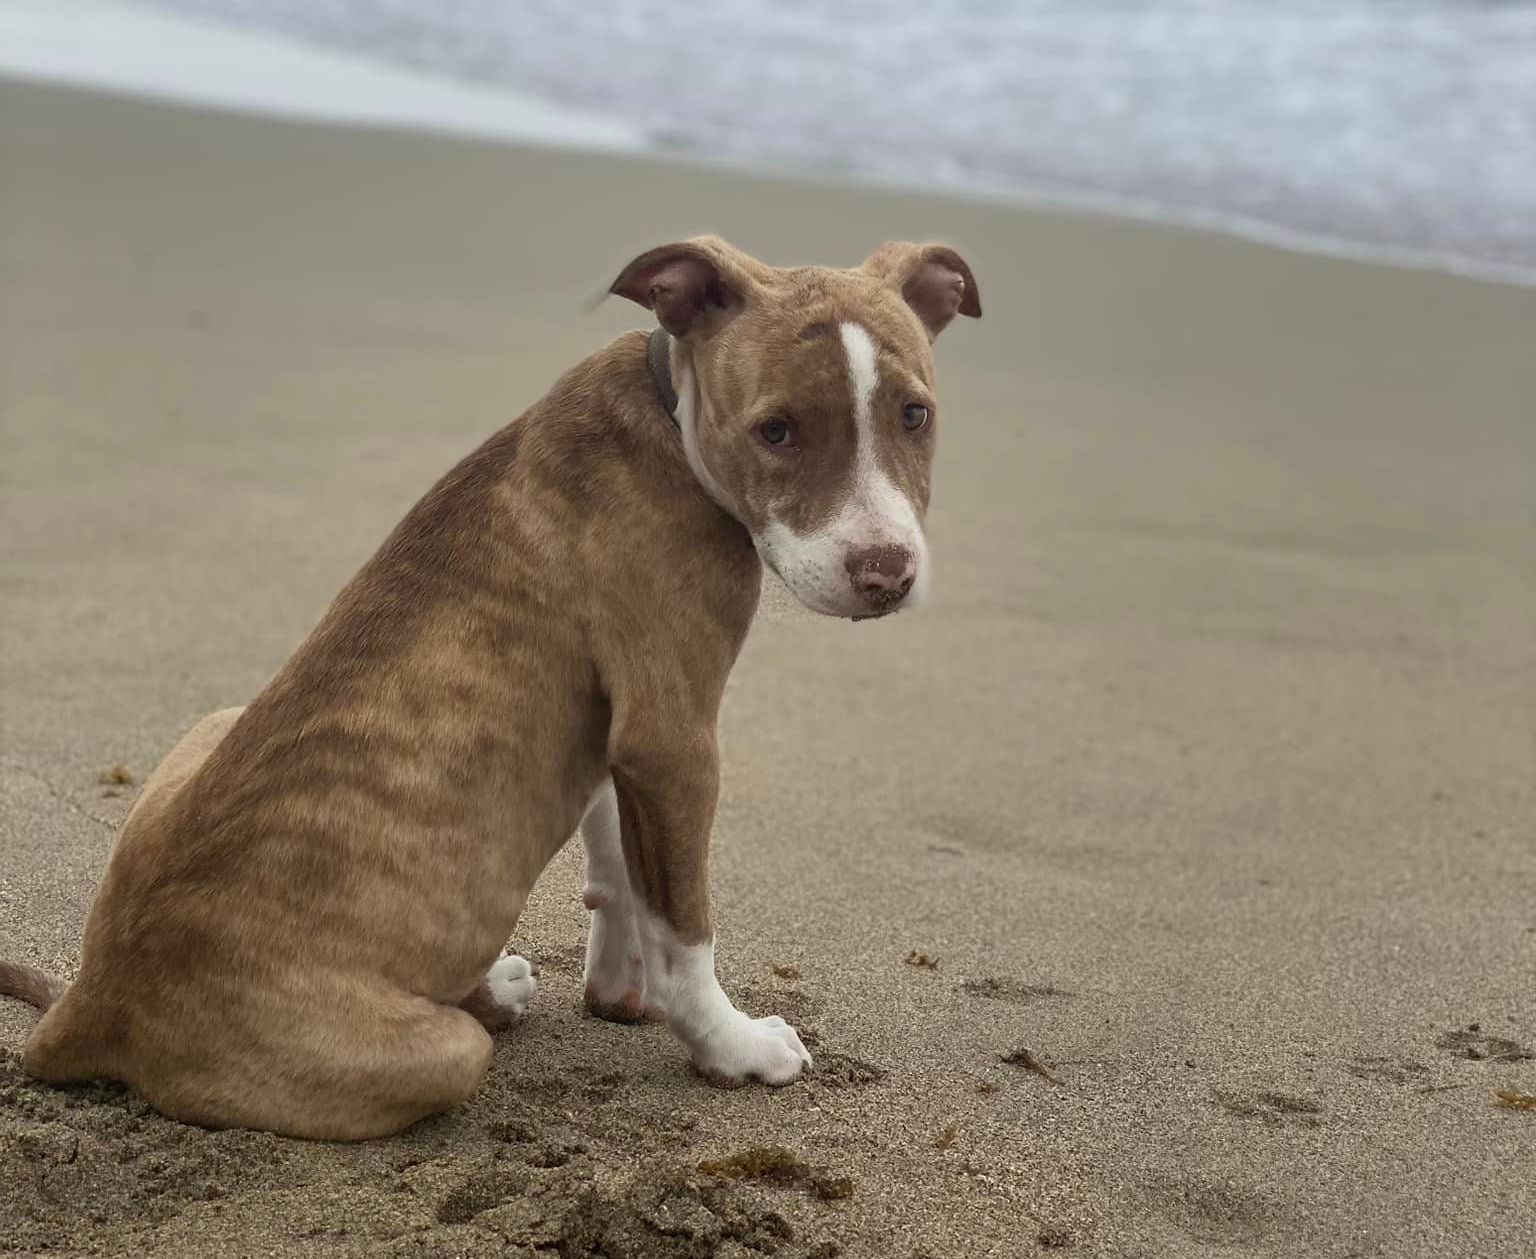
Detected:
[485,954,537,1019]
[691,1012,812,1087]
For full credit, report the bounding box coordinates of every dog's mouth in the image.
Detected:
[850,601,904,624]
[850,587,912,622]
[755,546,914,623]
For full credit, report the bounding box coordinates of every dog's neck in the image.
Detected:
[646,329,743,522]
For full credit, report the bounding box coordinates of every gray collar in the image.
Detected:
[646,327,680,427]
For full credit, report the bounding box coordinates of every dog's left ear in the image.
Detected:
[861,242,982,341]
[609,236,762,340]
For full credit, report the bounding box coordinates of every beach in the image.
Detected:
[1,80,1533,1257]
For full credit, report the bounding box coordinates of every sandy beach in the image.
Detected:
[2,81,1533,1258]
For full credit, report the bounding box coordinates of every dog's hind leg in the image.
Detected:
[579,779,650,1023]
[300,1001,494,1140]
[140,994,494,1142]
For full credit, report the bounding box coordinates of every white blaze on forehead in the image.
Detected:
[836,321,925,551]
[838,321,880,469]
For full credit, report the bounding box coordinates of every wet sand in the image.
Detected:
[1,82,1533,1258]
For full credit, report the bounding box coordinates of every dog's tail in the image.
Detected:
[0,960,68,1012]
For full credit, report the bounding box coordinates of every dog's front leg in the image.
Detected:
[608,718,811,1087]
[580,780,650,1023]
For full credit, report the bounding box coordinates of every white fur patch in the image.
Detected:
[580,780,630,910]
[638,914,811,1085]
[581,780,648,1014]
[484,954,537,1016]
[840,322,880,464]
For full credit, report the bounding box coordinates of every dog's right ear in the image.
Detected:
[608,237,757,340]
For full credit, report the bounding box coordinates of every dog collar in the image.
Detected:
[646,327,680,427]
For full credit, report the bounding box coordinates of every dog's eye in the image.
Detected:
[759,419,794,447]
[902,403,930,432]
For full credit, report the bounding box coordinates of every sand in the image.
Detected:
[2,81,1533,1259]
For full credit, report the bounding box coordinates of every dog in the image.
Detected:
[0,235,980,1140]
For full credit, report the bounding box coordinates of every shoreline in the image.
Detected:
[2,0,1532,292]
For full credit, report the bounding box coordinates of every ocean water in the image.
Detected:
[18,0,1536,284]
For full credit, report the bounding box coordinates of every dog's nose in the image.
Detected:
[844,545,916,605]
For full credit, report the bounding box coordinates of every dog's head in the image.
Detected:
[610,236,981,620]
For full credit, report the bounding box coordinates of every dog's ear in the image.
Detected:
[609,236,761,340]
[860,242,982,341]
